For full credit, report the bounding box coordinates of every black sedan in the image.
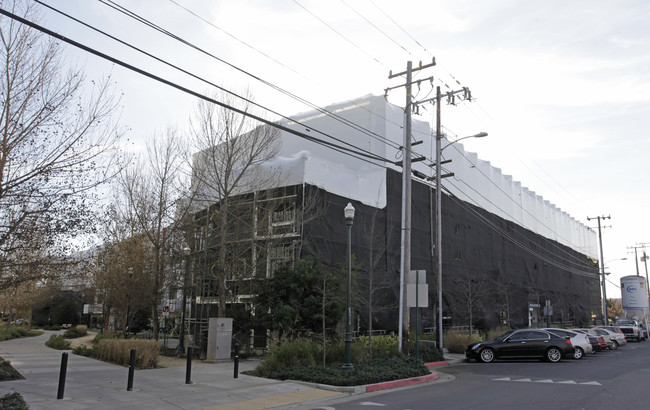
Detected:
[466,329,575,363]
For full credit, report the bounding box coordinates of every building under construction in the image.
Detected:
[184,94,601,352]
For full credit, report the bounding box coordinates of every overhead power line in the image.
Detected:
[33,0,396,165]
[0,6,391,168]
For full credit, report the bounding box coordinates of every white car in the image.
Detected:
[580,328,622,349]
[591,327,626,349]
[543,328,593,359]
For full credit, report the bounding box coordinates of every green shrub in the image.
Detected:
[256,339,319,375]
[357,335,401,360]
[0,392,28,409]
[97,339,159,369]
[64,326,88,339]
[0,358,24,381]
[0,326,40,341]
[43,325,61,331]
[45,334,71,350]
[72,344,98,357]
[260,357,429,386]
[410,341,444,363]
[443,332,483,354]
[322,339,366,365]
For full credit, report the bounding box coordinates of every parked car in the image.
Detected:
[597,325,624,334]
[571,329,603,352]
[466,329,575,363]
[580,328,621,349]
[596,326,632,346]
[597,326,629,346]
[542,328,593,359]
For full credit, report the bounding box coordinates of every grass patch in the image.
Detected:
[97,339,159,369]
[443,332,483,354]
[45,334,71,350]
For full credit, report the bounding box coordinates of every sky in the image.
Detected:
[24,0,650,299]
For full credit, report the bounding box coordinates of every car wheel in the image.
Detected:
[545,347,562,363]
[573,347,584,360]
[479,348,495,363]
[610,341,619,350]
[637,336,641,342]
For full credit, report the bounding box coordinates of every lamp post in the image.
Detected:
[435,123,487,350]
[343,203,355,371]
[124,267,133,339]
[177,247,191,356]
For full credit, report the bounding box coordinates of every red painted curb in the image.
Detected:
[365,372,439,392]
[425,361,449,367]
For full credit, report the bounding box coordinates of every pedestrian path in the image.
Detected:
[0,331,455,409]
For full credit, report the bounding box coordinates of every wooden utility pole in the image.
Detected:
[588,215,611,324]
[388,59,435,353]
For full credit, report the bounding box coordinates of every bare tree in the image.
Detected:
[115,128,194,339]
[352,208,397,358]
[450,262,488,339]
[0,0,121,290]
[189,90,280,315]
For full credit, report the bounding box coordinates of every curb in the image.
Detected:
[365,371,439,392]
[286,358,463,394]
[425,360,449,368]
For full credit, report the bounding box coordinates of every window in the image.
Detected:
[526,331,549,340]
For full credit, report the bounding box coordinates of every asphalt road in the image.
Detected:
[288,339,650,410]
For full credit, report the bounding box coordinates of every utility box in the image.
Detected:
[207,317,233,361]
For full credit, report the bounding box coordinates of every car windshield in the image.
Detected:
[495,331,515,341]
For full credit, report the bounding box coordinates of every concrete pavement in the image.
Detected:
[0,331,460,409]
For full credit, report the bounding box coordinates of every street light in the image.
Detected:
[177,247,191,356]
[343,203,355,372]
[124,267,133,339]
[435,131,487,349]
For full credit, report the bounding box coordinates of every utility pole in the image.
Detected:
[387,61,477,352]
[588,215,610,324]
[387,59,436,353]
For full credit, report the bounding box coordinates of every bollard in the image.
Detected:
[127,348,136,391]
[185,346,193,384]
[57,352,68,399]
[233,343,239,379]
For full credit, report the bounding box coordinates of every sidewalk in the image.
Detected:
[0,331,462,410]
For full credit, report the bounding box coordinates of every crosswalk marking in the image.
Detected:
[493,377,601,386]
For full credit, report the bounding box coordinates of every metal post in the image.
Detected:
[178,247,191,356]
[415,270,420,361]
[57,352,68,400]
[233,343,240,379]
[127,348,136,391]
[185,346,193,384]
[343,203,355,371]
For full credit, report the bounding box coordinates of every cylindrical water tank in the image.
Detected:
[620,275,649,309]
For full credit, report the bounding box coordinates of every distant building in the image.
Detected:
[187,95,600,349]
